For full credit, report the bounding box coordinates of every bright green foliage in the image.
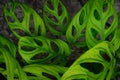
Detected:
[66,1,91,47]
[61,41,116,80]
[18,36,71,64]
[0,35,16,62]
[0,36,28,80]
[86,0,118,48]
[1,0,120,80]
[4,2,46,39]
[23,64,67,80]
[43,0,70,35]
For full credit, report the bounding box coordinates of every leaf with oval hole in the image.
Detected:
[80,62,104,74]
[86,0,118,48]
[66,1,91,47]
[4,2,46,38]
[61,41,116,80]
[50,41,59,52]
[33,39,43,46]
[94,10,100,20]
[99,50,111,62]
[79,10,85,25]
[23,64,67,80]
[18,36,71,64]
[43,0,70,35]
[91,28,101,40]
[103,2,108,12]
[31,53,49,60]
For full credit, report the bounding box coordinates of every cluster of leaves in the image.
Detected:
[0,0,120,80]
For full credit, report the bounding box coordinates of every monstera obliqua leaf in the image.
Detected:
[0,36,28,80]
[61,41,116,80]
[86,0,118,48]
[66,0,91,47]
[23,64,67,80]
[43,0,70,35]
[4,2,46,39]
[0,35,16,62]
[18,36,71,64]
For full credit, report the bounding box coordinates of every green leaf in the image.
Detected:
[61,41,116,80]
[43,0,70,35]
[86,0,118,48]
[4,2,46,39]
[66,0,91,47]
[18,36,71,64]
[0,35,16,62]
[0,36,28,80]
[23,64,67,80]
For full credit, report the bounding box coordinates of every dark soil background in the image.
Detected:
[0,0,120,80]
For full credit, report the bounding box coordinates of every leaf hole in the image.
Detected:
[26,72,36,76]
[62,18,67,27]
[106,32,114,41]
[21,46,36,51]
[29,15,35,34]
[99,50,111,62]
[72,26,77,37]
[105,15,114,29]
[58,3,62,16]
[94,10,100,20]
[50,41,59,52]
[42,72,57,80]
[0,63,6,69]
[91,28,101,40]
[58,73,63,77]
[38,25,41,35]
[76,37,85,43]
[45,12,58,23]
[33,39,43,46]
[79,10,85,25]
[0,73,6,80]
[13,29,27,36]
[7,16,15,23]
[31,53,49,60]
[47,0,54,10]
[14,5,24,22]
[80,62,104,74]
[103,2,108,12]
[51,24,62,32]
